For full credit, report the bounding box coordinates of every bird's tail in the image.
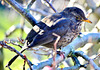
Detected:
[6,41,28,67]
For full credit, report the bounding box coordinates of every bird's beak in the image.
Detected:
[82,18,92,23]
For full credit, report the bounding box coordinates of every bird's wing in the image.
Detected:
[25,29,38,44]
[25,13,62,44]
[41,13,62,27]
[28,18,72,48]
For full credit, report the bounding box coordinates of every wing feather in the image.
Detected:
[28,18,72,48]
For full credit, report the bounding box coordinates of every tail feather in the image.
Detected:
[6,41,28,67]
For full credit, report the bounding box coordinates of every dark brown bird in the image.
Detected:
[6,7,92,67]
[26,7,91,48]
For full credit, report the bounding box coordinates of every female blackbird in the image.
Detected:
[26,7,92,48]
[6,7,92,67]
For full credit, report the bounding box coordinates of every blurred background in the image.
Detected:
[0,0,100,70]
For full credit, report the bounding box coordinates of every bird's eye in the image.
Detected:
[76,16,80,20]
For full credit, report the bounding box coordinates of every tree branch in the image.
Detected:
[74,51,100,70]
[0,41,32,70]
[44,0,57,13]
[27,0,36,9]
[5,0,37,26]
[30,33,100,70]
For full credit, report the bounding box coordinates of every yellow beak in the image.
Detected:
[82,18,92,23]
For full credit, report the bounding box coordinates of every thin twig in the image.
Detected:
[0,41,25,59]
[0,41,32,70]
[17,37,25,44]
[74,51,100,70]
[23,55,33,70]
[27,0,36,9]
[4,40,22,48]
[44,0,57,13]
[23,60,26,70]
[93,53,100,60]
[8,66,12,70]
[84,53,100,67]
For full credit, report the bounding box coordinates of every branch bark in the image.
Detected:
[5,0,37,26]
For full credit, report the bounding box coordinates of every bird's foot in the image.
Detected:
[57,51,65,59]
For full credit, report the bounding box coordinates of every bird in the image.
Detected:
[26,7,92,48]
[6,7,92,67]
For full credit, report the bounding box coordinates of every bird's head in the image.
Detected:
[63,7,92,23]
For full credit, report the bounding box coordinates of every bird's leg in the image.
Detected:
[52,33,61,69]
[52,33,61,50]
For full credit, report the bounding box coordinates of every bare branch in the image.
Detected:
[27,0,36,9]
[4,40,22,48]
[0,41,25,60]
[5,0,37,26]
[44,0,57,13]
[57,56,82,70]
[0,41,32,70]
[74,51,100,70]
[84,53,100,68]
[30,33,100,70]
[93,53,100,60]
[23,55,33,70]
